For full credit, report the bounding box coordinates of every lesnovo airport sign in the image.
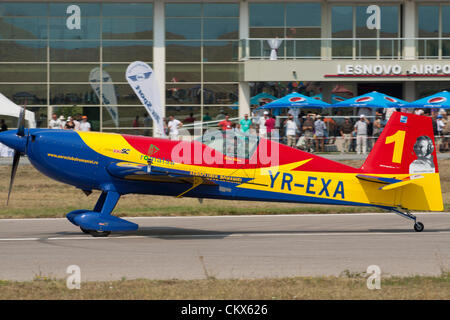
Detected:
[330,63,450,77]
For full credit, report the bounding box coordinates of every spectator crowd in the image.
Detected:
[48,113,91,132]
[163,107,450,154]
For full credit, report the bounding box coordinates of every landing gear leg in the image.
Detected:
[67,191,138,236]
[392,208,424,232]
[80,191,120,237]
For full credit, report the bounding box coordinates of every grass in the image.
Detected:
[1,273,450,299]
[0,159,449,219]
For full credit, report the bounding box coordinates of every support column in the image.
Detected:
[238,0,250,118]
[321,82,332,104]
[238,82,250,118]
[403,1,416,60]
[153,0,166,136]
[320,1,331,60]
[404,81,415,102]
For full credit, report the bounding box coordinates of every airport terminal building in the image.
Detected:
[1,0,450,133]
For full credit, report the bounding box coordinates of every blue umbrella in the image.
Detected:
[250,92,277,105]
[405,90,450,109]
[331,91,407,108]
[255,92,329,110]
[230,93,277,110]
[311,93,348,103]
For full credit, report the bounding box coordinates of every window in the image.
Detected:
[418,4,450,58]
[331,4,400,59]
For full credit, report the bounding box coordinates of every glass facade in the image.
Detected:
[165,2,239,123]
[0,1,450,133]
[249,2,321,58]
[0,2,153,133]
[418,4,450,58]
[331,4,400,59]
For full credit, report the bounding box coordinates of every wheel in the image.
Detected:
[82,229,111,237]
[414,222,424,232]
[80,227,90,234]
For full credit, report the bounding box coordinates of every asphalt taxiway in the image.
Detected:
[1,213,450,281]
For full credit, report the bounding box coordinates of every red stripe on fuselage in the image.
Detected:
[121,134,357,172]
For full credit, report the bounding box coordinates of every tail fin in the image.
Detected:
[361,112,443,211]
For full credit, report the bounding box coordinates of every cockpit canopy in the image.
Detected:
[196,129,259,159]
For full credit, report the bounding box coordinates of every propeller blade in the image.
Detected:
[7,150,21,205]
[17,106,26,137]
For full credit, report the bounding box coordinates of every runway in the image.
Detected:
[1,213,450,281]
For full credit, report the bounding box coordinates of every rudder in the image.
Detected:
[360,112,443,211]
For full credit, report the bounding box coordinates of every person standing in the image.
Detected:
[132,115,140,127]
[168,115,183,140]
[437,114,446,152]
[258,111,269,137]
[79,115,91,132]
[0,119,7,132]
[284,114,298,148]
[265,114,276,139]
[339,117,353,153]
[354,115,369,155]
[314,115,326,152]
[73,114,81,131]
[239,114,252,134]
[48,113,61,129]
[219,115,232,132]
[301,114,315,152]
[65,116,75,130]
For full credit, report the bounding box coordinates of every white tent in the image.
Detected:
[0,92,36,128]
[0,92,36,157]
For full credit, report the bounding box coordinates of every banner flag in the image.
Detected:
[126,61,166,137]
[89,67,119,127]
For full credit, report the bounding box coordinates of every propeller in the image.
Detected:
[6,106,26,205]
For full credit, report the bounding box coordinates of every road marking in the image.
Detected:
[1,230,450,242]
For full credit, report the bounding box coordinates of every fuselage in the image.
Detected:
[4,128,384,208]
[0,126,442,212]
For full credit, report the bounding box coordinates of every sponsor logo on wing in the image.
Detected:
[428,96,446,104]
[112,148,130,154]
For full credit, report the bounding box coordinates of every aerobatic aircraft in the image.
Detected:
[0,109,443,236]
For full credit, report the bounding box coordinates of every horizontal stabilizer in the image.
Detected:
[356,174,424,191]
[379,175,424,191]
[356,174,401,185]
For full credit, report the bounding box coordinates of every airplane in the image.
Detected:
[0,109,443,237]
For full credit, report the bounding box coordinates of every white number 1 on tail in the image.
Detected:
[385,130,406,163]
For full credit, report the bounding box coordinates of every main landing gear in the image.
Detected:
[392,208,424,232]
[66,190,138,237]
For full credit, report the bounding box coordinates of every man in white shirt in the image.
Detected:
[79,116,91,132]
[48,113,61,129]
[284,114,298,148]
[354,114,369,155]
[258,111,269,137]
[168,115,183,140]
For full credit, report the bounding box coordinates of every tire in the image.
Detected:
[414,222,424,232]
[86,229,111,237]
[80,227,90,234]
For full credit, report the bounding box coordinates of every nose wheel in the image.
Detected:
[80,227,111,237]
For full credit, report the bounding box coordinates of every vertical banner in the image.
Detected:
[89,67,119,127]
[126,61,166,137]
